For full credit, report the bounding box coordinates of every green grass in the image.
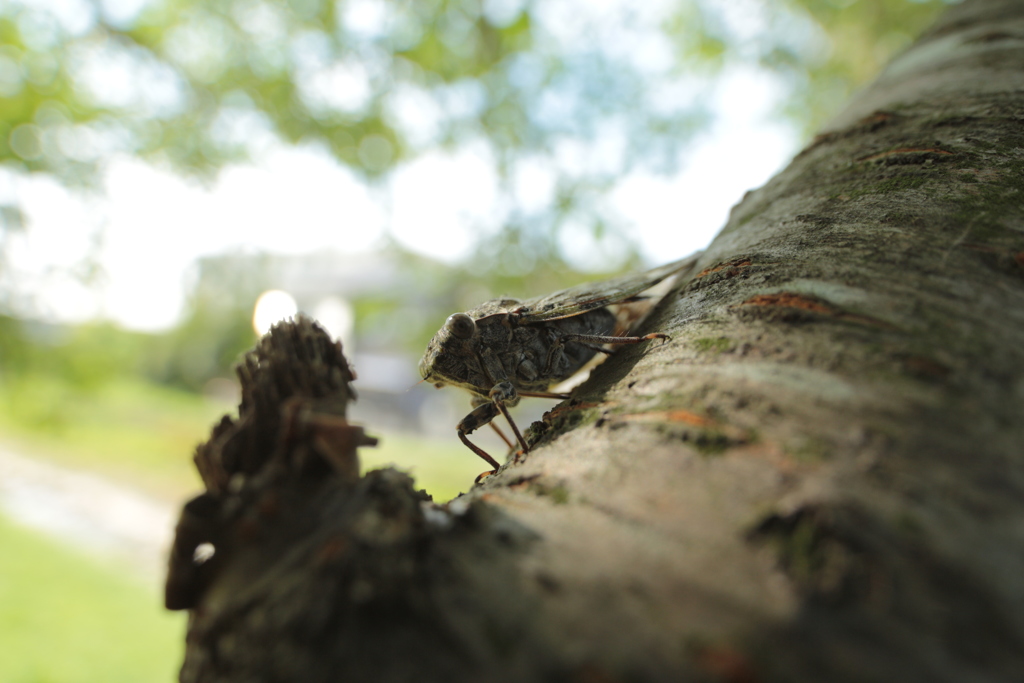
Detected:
[0,514,186,683]
[0,374,481,683]
[0,375,220,501]
[361,430,490,502]
[0,373,482,503]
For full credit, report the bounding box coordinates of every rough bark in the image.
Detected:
[170,1,1024,681]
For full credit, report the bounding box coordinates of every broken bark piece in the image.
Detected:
[165,316,376,611]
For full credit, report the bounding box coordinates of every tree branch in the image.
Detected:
[169,1,1024,680]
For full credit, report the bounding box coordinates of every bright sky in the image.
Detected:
[2,0,799,332]
[4,66,796,331]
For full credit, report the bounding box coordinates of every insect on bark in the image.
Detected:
[418,253,703,473]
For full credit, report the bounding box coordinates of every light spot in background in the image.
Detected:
[9,124,43,160]
[357,134,394,172]
[298,61,373,116]
[312,296,355,352]
[343,0,389,37]
[252,289,298,336]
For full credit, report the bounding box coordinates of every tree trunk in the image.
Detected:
[169,1,1024,680]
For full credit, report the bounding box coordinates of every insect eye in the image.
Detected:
[444,312,476,339]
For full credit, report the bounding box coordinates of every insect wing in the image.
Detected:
[514,252,702,323]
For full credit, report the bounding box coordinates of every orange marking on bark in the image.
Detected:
[507,474,541,492]
[618,409,717,427]
[858,111,894,126]
[968,31,1016,43]
[959,243,1024,267]
[257,491,281,518]
[857,147,953,162]
[315,535,349,565]
[695,258,753,279]
[804,112,894,154]
[741,292,833,314]
[901,354,951,379]
[694,645,761,683]
[735,442,804,474]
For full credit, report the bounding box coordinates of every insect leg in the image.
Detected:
[489,381,530,455]
[560,332,670,346]
[519,390,572,400]
[457,401,502,470]
[493,400,529,458]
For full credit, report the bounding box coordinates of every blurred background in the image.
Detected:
[0,0,956,679]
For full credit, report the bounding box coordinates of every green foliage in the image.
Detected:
[361,431,483,503]
[0,313,231,496]
[0,0,954,281]
[0,309,250,397]
[139,253,268,390]
[0,0,704,183]
[0,303,483,501]
[768,0,954,135]
[0,319,482,504]
[0,316,149,387]
[0,373,217,498]
[0,11,108,187]
[0,514,185,683]
[150,301,255,391]
[0,0,961,384]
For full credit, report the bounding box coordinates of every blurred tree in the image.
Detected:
[0,0,955,278]
[0,314,152,430]
[146,252,269,389]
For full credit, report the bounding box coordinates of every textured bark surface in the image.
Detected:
[172,1,1024,681]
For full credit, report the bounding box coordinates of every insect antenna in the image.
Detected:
[408,377,431,391]
[519,390,572,400]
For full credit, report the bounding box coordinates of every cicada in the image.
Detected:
[419,252,703,472]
